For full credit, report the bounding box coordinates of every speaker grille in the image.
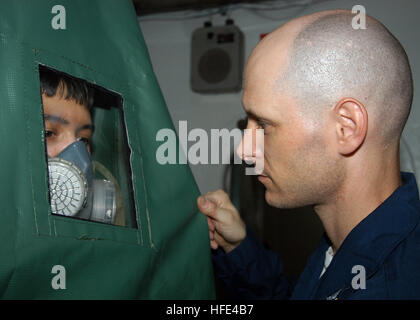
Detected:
[191,24,244,93]
[198,48,231,84]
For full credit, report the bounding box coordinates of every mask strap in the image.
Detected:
[92,160,125,227]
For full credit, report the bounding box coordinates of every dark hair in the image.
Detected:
[39,65,94,109]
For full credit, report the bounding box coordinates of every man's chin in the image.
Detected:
[264,189,299,209]
[259,178,295,208]
[264,189,282,207]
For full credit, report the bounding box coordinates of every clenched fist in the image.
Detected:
[197,189,246,254]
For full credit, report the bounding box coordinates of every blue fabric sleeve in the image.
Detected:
[211,226,293,299]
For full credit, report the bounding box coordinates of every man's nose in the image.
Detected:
[51,135,78,158]
[236,127,256,164]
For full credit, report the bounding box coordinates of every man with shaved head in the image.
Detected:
[198,10,419,299]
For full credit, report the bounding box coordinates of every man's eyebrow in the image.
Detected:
[246,110,273,124]
[44,114,94,134]
[44,114,69,125]
[76,124,95,135]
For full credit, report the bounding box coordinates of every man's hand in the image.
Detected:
[197,190,246,254]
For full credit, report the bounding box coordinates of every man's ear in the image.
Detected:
[333,98,368,156]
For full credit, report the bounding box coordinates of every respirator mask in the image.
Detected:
[47,140,117,224]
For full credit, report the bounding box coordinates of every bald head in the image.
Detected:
[254,10,413,144]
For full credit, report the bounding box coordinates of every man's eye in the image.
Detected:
[78,137,90,146]
[45,130,55,138]
[257,121,267,130]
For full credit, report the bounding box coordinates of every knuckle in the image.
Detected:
[205,191,215,197]
[215,189,230,202]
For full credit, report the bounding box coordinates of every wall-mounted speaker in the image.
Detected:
[191,20,244,94]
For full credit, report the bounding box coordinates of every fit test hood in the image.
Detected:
[0,0,215,299]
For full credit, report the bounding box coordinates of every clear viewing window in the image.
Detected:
[39,64,137,229]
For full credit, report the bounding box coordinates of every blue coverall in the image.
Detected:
[212,172,420,299]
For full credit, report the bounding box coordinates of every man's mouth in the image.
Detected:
[258,173,270,183]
